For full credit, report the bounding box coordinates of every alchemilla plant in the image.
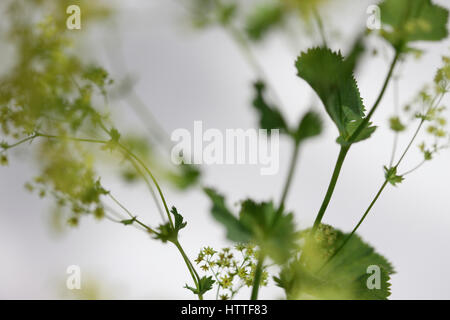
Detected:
[1,0,449,300]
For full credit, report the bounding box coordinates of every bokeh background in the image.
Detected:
[1,0,450,299]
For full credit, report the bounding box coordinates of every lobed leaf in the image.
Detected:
[379,0,449,48]
[252,81,288,134]
[295,48,374,144]
[276,224,394,300]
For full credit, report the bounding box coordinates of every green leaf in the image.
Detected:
[166,163,201,190]
[109,128,121,143]
[343,35,366,76]
[384,166,404,186]
[389,116,406,132]
[0,154,8,166]
[239,200,296,264]
[275,224,394,300]
[252,81,288,133]
[154,206,187,243]
[153,223,174,243]
[293,110,323,143]
[336,107,377,145]
[83,66,112,89]
[204,189,296,263]
[245,2,284,41]
[205,189,295,263]
[184,276,215,296]
[296,48,371,143]
[171,206,187,232]
[203,188,252,243]
[379,0,449,48]
[120,217,136,226]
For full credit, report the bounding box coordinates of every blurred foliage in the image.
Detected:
[186,0,333,41]
[379,0,449,50]
[0,0,200,230]
[275,224,394,300]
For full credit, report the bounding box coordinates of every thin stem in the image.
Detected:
[15,131,203,300]
[320,179,390,272]
[174,240,203,300]
[279,141,300,211]
[108,194,158,234]
[312,51,400,233]
[118,142,175,228]
[0,133,39,153]
[312,146,349,232]
[389,134,399,167]
[401,160,426,176]
[206,257,221,300]
[395,119,424,166]
[389,75,401,167]
[36,133,108,145]
[250,253,265,300]
[126,155,167,222]
[323,90,448,267]
[224,23,285,107]
[313,7,328,47]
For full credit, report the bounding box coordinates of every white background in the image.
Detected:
[1,0,450,299]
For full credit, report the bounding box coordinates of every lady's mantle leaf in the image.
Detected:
[120,217,136,226]
[379,0,449,48]
[245,2,284,41]
[154,206,187,243]
[204,188,296,263]
[203,188,252,243]
[252,81,288,133]
[275,224,394,300]
[295,48,375,143]
[294,110,323,144]
[239,199,296,264]
[384,166,404,186]
[185,276,215,296]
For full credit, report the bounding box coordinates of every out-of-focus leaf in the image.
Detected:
[245,2,284,41]
[204,188,296,264]
[166,163,201,190]
[379,0,449,48]
[275,224,394,300]
[293,110,323,143]
[252,81,288,133]
[204,188,252,243]
[239,199,296,264]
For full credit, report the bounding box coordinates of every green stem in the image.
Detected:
[174,240,203,300]
[0,133,39,153]
[279,141,300,211]
[323,90,447,267]
[250,254,265,300]
[118,142,175,228]
[108,194,157,234]
[126,156,167,222]
[312,146,349,232]
[312,51,400,233]
[17,131,202,300]
[320,179,389,272]
[313,7,328,47]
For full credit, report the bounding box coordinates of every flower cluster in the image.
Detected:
[195,244,269,300]
[389,54,450,163]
